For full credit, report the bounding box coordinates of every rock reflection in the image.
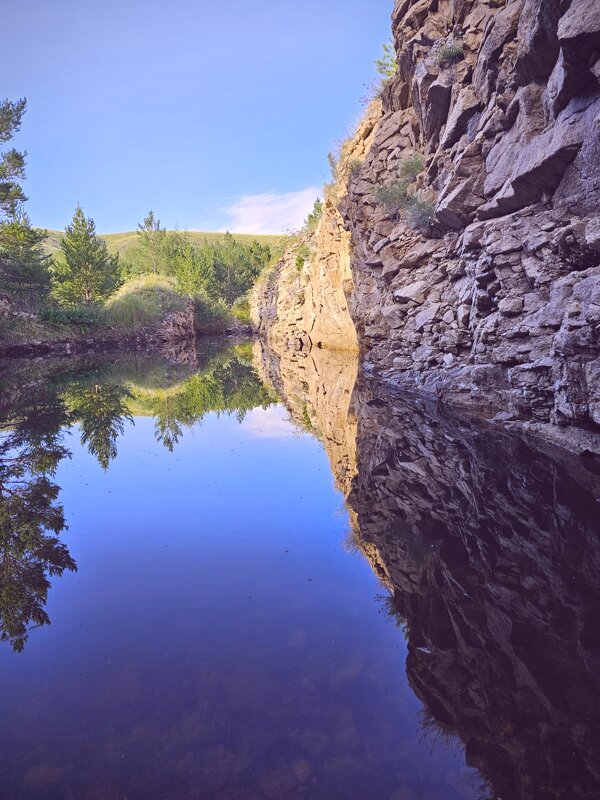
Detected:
[258,340,600,799]
[349,384,600,800]
[0,341,277,650]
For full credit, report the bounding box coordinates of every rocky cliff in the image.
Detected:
[253,0,600,442]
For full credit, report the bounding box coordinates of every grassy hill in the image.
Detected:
[40,229,288,257]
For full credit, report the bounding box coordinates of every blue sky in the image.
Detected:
[5,0,392,234]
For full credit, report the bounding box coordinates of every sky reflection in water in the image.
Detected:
[0,346,477,800]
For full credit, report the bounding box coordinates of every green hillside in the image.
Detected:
[40,229,288,257]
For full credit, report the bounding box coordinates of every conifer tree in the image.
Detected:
[137,210,166,274]
[0,98,52,307]
[52,206,120,305]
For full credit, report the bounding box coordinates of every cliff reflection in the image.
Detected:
[257,340,600,800]
[0,341,276,650]
[349,382,600,800]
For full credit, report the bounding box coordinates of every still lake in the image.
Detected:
[1,340,599,800]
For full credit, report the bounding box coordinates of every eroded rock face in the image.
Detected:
[345,378,600,800]
[250,106,382,355]
[253,0,600,442]
[341,0,600,434]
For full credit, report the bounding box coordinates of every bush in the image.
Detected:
[435,40,464,68]
[348,159,362,180]
[399,154,424,181]
[103,275,187,330]
[230,296,251,324]
[41,302,105,327]
[295,244,310,272]
[373,180,411,214]
[372,152,436,233]
[193,295,229,333]
[405,195,436,232]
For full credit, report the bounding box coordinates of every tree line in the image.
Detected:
[0,98,273,318]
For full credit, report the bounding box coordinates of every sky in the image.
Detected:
[5,0,393,234]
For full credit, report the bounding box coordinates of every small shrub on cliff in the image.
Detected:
[399,154,424,181]
[295,243,310,272]
[304,198,323,232]
[373,153,425,214]
[434,39,464,68]
[373,153,436,233]
[373,180,411,214]
[375,39,397,81]
[405,194,436,232]
[348,159,362,180]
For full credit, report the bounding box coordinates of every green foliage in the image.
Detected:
[63,383,134,470]
[120,227,270,308]
[103,274,186,330]
[40,302,104,327]
[0,98,27,218]
[373,181,411,213]
[136,210,166,274]
[0,99,53,313]
[230,296,251,324]
[52,206,121,306]
[303,198,323,233]
[435,39,464,68]
[373,153,436,233]
[0,383,73,652]
[295,243,310,272]
[327,151,338,182]
[400,154,424,181]
[348,159,362,180]
[375,39,397,81]
[0,214,51,307]
[405,195,436,231]
[193,294,229,333]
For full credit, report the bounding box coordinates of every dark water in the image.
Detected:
[0,341,599,800]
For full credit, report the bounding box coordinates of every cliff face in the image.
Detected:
[254,0,600,440]
[250,107,381,354]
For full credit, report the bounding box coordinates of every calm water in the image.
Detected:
[0,340,599,800]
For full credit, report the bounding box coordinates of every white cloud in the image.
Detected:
[241,405,307,440]
[221,186,321,235]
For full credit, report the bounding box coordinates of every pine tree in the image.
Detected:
[0,98,27,218]
[137,210,166,274]
[52,206,120,305]
[0,98,52,307]
[0,213,51,307]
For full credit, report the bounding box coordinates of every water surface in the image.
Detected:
[0,343,477,800]
[1,340,599,800]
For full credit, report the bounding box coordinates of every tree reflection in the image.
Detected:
[0,389,74,651]
[0,342,277,651]
[63,383,134,469]
[133,345,277,449]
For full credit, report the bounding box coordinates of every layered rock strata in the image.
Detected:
[254,0,600,440]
